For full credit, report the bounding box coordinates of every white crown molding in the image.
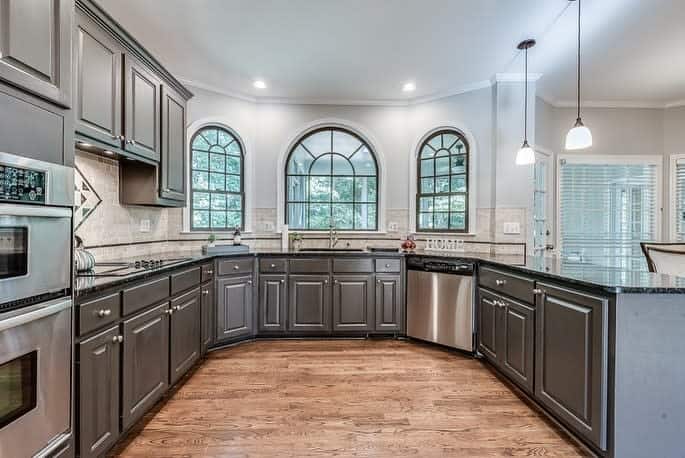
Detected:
[255,97,410,107]
[409,80,493,105]
[178,77,258,103]
[540,94,685,110]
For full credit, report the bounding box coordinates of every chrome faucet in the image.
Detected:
[328,223,339,249]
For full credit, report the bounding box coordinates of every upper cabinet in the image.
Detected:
[0,0,73,107]
[74,0,192,206]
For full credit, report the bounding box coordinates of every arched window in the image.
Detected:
[190,126,244,231]
[416,129,469,232]
[285,127,378,231]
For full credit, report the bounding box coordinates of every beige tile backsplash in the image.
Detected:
[75,150,526,260]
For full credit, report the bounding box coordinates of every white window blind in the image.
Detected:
[559,158,660,271]
[675,159,685,240]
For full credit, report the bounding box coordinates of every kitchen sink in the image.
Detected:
[297,248,365,252]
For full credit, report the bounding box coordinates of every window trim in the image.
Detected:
[188,124,246,232]
[415,128,470,233]
[556,154,663,261]
[669,153,685,241]
[283,126,380,231]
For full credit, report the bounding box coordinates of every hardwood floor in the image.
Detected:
[112,340,589,457]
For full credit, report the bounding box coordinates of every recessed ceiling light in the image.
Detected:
[402,82,416,92]
[253,80,267,89]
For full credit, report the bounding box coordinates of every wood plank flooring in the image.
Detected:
[112,339,589,457]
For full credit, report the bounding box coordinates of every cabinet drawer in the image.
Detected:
[201,263,215,282]
[333,258,374,273]
[79,292,121,336]
[122,276,170,316]
[260,258,287,273]
[375,259,401,273]
[289,258,330,274]
[479,266,535,304]
[170,266,201,296]
[217,258,254,276]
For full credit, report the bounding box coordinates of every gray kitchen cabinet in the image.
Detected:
[288,275,331,333]
[0,0,73,107]
[477,289,534,393]
[499,297,534,393]
[374,274,402,332]
[169,288,201,385]
[216,275,254,342]
[259,274,287,332]
[77,325,120,458]
[121,302,170,430]
[535,282,608,451]
[332,275,374,332]
[160,86,186,201]
[200,281,214,354]
[123,54,161,162]
[477,289,500,361]
[74,10,122,149]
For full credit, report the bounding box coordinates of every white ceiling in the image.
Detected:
[98,0,685,106]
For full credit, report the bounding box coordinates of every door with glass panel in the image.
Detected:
[671,155,685,241]
[533,152,553,256]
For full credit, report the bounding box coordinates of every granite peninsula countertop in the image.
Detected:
[74,248,685,297]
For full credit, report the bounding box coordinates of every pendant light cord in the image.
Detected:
[524,46,528,142]
[576,0,581,121]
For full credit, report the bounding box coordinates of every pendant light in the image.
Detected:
[515,39,536,166]
[565,0,593,150]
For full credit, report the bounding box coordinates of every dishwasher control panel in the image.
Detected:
[407,257,474,274]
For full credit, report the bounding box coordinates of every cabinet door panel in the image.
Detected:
[501,299,534,393]
[160,86,186,201]
[259,274,287,332]
[477,290,500,362]
[124,55,160,161]
[78,326,120,458]
[121,302,169,430]
[288,275,331,333]
[375,275,402,332]
[535,283,608,451]
[170,288,201,385]
[0,0,72,106]
[333,275,374,332]
[74,11,122,147]
[201,282,214,354]
[216,276,253,341]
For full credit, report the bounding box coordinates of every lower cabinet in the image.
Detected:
[200,281,214,354]
[535,283,608,451]
[121,302,170,430]
[78,326,121,458]
[169,288,201,385]
[259,274,287,332]
[332,275,374,332]
[288,275,331,333]
[477,288,534,393]
[216,275,254,342]
[375,275,402,332]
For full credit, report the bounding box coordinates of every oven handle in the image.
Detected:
[0,297,71,332]
[0,203,72,218]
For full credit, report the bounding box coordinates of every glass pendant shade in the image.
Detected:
[515,141,536,165]
[565,118,593,150]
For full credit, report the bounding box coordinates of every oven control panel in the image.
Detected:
[0,164,46,203]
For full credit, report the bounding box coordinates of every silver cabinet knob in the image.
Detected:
[377,279,381,284]
[324,279,329,284]
[233,265,240,270]
[166,308,174,315]
[207,270,213,274]
[280,279,285,284]
[202,290,209,295]
[174,305,182,311]
[270,263,276,268]
[334,279,339,284]
[112,134,125,141]
[532,288,543,295]
[495,279,507,286]
[247,280,253,285]
[112,335,123,343]
[385,263,391,268]
[97,309,111,317]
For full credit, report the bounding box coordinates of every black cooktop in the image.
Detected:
[78,257,192,277]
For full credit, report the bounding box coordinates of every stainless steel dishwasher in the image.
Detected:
[406,258,475,352]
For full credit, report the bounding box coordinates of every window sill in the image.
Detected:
[411,232,479,238]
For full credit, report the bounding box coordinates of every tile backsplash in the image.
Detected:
[75,149,526,260]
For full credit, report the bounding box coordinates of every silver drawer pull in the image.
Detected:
[247,280,253,285]
[166,308,174,315]
[495,279,507,286]
[280,279,285,284]
[97,309,111,317]
[174,305,182,311]
[532,288,543,295]
[202,290,210,295]
[112,335,123,343]
[233,265,240,270]
[206,270,214,275]
[270,264,276,268]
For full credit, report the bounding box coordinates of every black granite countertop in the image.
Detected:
[75,248,685,297]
